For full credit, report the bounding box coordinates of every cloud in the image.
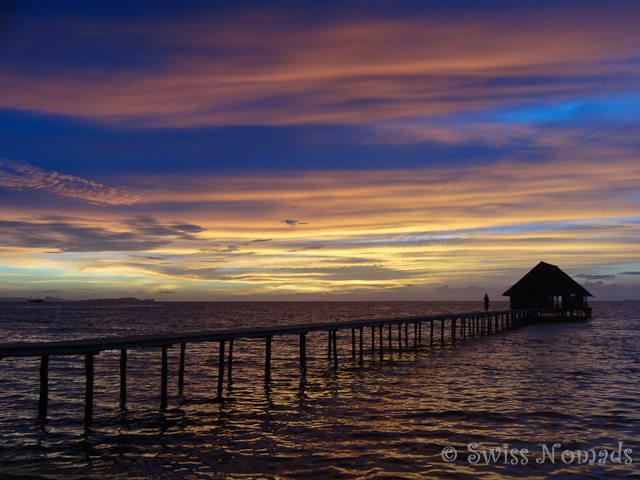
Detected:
[3,157,640,299]
[215,245,240,253]
[575,274,616,280]
[2,5,639,127]
[125,216,204,240]
[0,216,204,252]
[621,271,640,275]
[436,285,484,293]
[0,158,140,205]
[281,219,307,227]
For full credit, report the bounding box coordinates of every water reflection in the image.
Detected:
[1,302,639,479]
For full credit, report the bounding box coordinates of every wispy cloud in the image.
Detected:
[0,158,140,205]
[576,274,616,280]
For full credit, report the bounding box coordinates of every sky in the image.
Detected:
[1,0,640,301]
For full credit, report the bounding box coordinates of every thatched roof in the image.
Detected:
[503,261,593,297]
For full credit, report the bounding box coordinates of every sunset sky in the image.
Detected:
[1,0,640,301]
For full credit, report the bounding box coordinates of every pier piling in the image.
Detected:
[430,320,434,346]
[265,336,272,382]
[300,333,307,371]
[120,349,127,406]
[332,330,338,368]
[228,339,234,379]
[405,323,409,348]
[161,346,168,409]
[178,344,185,393]
[38,354,49,421]
[0,307,565,423]
[351,329,355,358]
[85,352,95,424]
[371,326,375,353]
[218,340,225,396]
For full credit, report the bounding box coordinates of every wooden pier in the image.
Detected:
[0,307,584,424]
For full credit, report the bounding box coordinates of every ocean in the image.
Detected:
[0,301,638,479]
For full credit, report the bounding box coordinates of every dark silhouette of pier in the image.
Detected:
[0,307,587,425]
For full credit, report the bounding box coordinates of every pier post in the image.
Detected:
[418,322,422,343]
[379,325,383,360]
[178,344,185,394]
[300,333,307,371]
[161,346,168,409]
[265,336,272,382]
[359,327,363,364]
[452,318,456,342]
[327,331,332,359]
[351,329,356,358]
[228,339,234,379]
[38,354,49,421]
[398,323,402,352]
[217,340,226,396]
[462,318,466,339]
[332,330,338,368]
[405,323,409,348]
[85,352,95,424]
[487,315,491,334]
[371,326,375,353]
[120,349,127,406]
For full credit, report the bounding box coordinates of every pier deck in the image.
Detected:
[0,307,586,424]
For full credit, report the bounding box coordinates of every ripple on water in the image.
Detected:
[0,301,639,479]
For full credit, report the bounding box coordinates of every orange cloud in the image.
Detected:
[2,157,639,299]
[1,7,639,127]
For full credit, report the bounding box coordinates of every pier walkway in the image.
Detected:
[0,307,581,424]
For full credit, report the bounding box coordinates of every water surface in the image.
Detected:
[0,301,638,479]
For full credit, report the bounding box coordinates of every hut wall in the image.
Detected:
[510,295,554,310]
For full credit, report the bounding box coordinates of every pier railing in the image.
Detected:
[0,307,580,424]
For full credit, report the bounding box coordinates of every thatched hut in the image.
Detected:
[503,261,593,316]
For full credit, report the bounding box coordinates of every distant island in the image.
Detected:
[79,297,155,304]
[0,297,155,304]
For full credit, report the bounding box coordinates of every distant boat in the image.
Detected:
[28,296,44,303]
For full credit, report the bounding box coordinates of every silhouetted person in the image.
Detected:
[484,293,489,311]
